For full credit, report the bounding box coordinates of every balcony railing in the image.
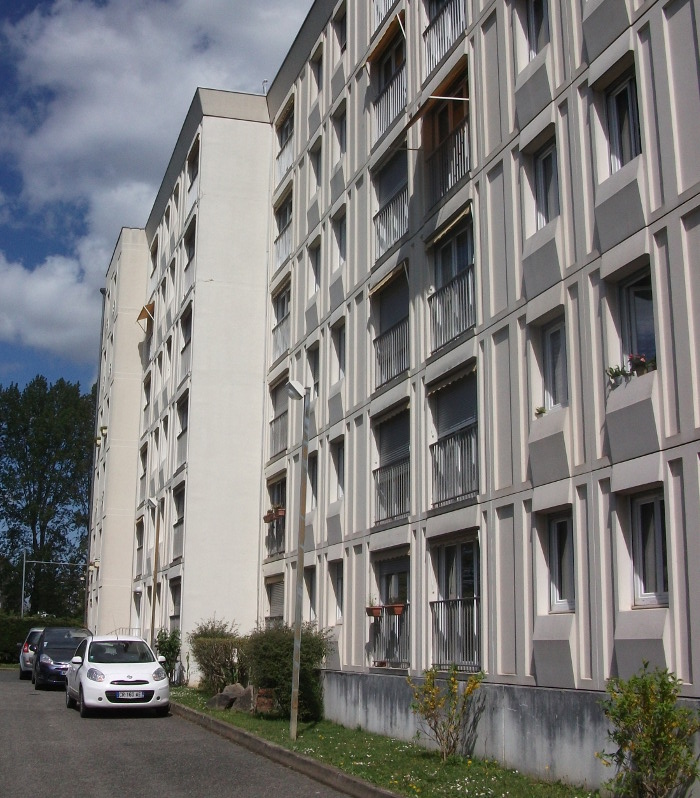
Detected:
[427,117,470,206]
[423,0,466,78]
[276,135,294,184]
[374,183,409,259]
[430,597,481,672]
[271,314,290,362]
[374,317,409,387]
[374,457,410,523]
[373,0,397,33]
[430,423,478,506]
[373,65,406,143]
[428,266,475,351]
[269,411,288,459]
[274,221,292,268]
[369,604,410,667]
[265,517,285,558]
[172,520,184,560]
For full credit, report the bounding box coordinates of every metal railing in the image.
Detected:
[427,117,470,206]
[274,221,292,268]
[428,266,475,351]
[374,457,410,523]
[269,411,288,459]
[423,0,466,77]
[373,64,406,143]
[430,596,481,672]
[369,604,410,667]
[271,314,290,362]
[276,135,294,183]
[373,0,397,33]
[374,183,409,258]
[265,517,285,558]
[430,423,478,506]
[374,317,409,387]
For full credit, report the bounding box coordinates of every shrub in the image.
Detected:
[598,662,700,797]
[155,628,180,682]
[407,665,484,763]
[245,622,330,721]
[188,617,245,693]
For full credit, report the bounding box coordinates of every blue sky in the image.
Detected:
[0,0,311,392]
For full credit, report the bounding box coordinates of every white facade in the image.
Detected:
[91,0,700,787]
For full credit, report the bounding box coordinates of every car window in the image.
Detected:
[88,640,155,664]
[28,631,42,644]
[74,639,88,660]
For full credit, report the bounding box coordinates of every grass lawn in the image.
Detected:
[171,687,599,798]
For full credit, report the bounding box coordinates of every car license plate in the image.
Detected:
[117,690,144,699]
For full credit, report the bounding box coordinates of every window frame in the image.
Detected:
[607,71,641,174]
[526,0,549,61]
[542,317,568,410]
[620,268,656,364]
[631,492,668,607]
[548,514,575,612]
[534,141,559,230]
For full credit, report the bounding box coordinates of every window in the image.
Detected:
[379,557,410,604]
[308,345,320,400]
[435,222,473,289]
[150,239,158,274]
[334,9,347,57]
[278,109,293,150]
[305,567,317,622]
[184,222,196,266]
[187,138,200,187]
[332,212,346,271]
[526,0,549,60]
[177,397,188,435]
[275,195,293,266]
[311,48,323,96]
[276,195,292,236]
[143,375,151,412]
[549,514,574,611]
[135,522,144,576]
[274,286,291,326]
[332,320,346,382]
[173,487,185,560]
[621,270,655,363]
[375,410,410,522]
[632,493,668,606]
[332,561,344,621]
[181,307,192,350]
[379,35,404,92]
[308,452,318,511]
[308,243,321,298]
[309,140,322,199]
[266,577,284,624]
[333,107,347,167]
[534,141,559,229]
[607,73,641,174]
[332,438,345,500]
[169,579,181,628]
[543,318,568,409]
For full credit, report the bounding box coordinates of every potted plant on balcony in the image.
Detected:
[262,504,285,524]
[628,354,656,377]
[606,364,630,387]
[365,596,382,617]
[384,596,405,616]
[535,406,546,418]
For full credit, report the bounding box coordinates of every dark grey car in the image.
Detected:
[33,627,91,689]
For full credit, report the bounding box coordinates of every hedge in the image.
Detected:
[0,613,86,663]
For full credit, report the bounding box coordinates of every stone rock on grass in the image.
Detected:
[207,693,234,710]
[222,682,246,698]
[231,685,254,712]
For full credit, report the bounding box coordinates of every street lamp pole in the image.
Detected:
[286,379,310,741]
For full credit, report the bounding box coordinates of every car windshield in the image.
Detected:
[88,640,155,664]
[44,628,90,643]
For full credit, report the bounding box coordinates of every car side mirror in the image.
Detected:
[157,655,166,664]
[71,656,82,665]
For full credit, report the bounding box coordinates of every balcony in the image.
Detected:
[426,117,470,206]
[276,135,294,184]
[423,0,466,78]
[373,64,406,143]
[374,184,409,259]
[265,517,285,558]
[374,457,410,523]
[274,221,292,269]
[430,597,481,672]
[374,317,409,387]
[428,266,475,351]
[430,423,478,506]
[172,520,183,560]
[373,0,397,34]
[269,411,288,459]
[369,604,410,667]
[271,314,290,362]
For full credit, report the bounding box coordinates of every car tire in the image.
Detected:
[34,676,43,690]
[78,687,90,718]
[65,687,76,709]
[155,704,170,717]
[19,668,29,680]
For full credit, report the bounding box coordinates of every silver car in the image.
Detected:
[18,627,44,680]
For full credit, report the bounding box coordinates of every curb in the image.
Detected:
[170,702,401,798]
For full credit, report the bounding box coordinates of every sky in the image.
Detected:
[0,0,312,392]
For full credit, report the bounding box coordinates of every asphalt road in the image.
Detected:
[0,669,348,798]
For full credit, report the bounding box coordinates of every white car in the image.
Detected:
[65,635,170,717]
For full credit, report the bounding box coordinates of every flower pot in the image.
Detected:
[366,606,382,618]
[263,512,275,523]
[385,604,405,616]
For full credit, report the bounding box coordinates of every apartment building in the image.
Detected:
[90,0,700,787]
[87,228,148,633]
[258,0,700,786]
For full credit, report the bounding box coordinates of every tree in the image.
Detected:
[0,376,95,616]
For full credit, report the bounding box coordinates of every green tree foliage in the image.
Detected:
[155,628,181,682]
[0,376,95,617]
[598,662,700,797]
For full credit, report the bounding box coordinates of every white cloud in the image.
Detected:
[0,0,311,366]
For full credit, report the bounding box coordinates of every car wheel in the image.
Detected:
[19,668,28,680]
[65,687,76,709]
[155,704,170,717]
[34,675,43,690]
[78,687,90,718]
